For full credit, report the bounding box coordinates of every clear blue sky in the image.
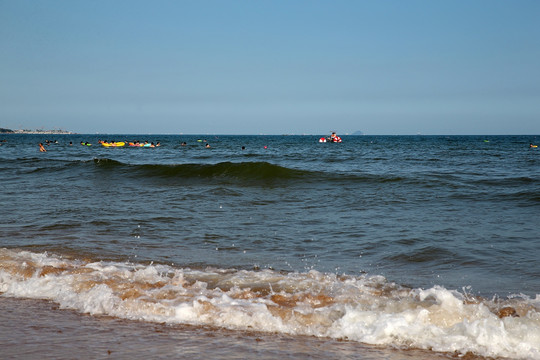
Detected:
[1,0,539,134]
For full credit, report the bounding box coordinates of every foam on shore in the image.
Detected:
[1,248,539,359]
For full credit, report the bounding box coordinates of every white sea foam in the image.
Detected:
[1,248,539,359]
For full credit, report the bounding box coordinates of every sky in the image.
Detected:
[1,0,539,135]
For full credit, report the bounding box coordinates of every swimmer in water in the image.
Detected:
[327,132,342,143]
[39,143,47,152]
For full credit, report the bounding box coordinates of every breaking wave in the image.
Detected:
[1,248,539,359]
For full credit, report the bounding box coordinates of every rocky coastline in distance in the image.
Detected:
[0,127,74,134]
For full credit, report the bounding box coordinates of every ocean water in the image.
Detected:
[1,134,539,359]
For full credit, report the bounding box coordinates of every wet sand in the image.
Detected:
[0,296,460,360]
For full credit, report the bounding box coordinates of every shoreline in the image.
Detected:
[0,296,449,360]
[0,130,74,134]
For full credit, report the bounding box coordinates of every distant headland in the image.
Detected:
[0,127,74,134]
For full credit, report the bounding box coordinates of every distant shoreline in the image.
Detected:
[0,128,74,134]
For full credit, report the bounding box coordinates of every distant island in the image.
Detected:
[0,127,74,134]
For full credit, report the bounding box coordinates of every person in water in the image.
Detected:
[328,132,342,142]
[39,143,47,152]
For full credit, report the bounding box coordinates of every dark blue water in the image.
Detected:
[1,134,538,297]
[2,134,540,359]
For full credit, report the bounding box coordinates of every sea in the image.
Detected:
[0,134,539,359]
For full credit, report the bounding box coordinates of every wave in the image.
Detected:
[1,248,539,359]
[90,159,540,190]
[5,157,540,199]
[2,157,313,182]
[50,158,413,184]
[96,160,311,181]
[90,160,421,187]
